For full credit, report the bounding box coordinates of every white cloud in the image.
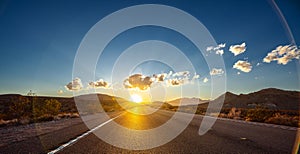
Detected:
[263,45,300,65]
[206,46,214,51]
[210,68,224,75]
[233,60,252,73]
[218,43,226,48]
[153,73,167,82]
[65,78,83,91]
[123,74,153,90]
[57,90,63,94]
[124,71,200,90]
[167,71,173,78]
[203,77,208,83]
[215,49,224,55]
[89,79,110,89]
[206,43,226,55]
[263,52,277,63]
[229,42,246,56]
[166,78,185,86]
[172,71,190,77]
[192,73,200,80]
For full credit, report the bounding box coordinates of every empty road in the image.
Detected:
[1,106,298,153]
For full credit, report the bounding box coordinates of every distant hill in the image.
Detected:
[161,88,299,111]
[167,98,208,106]
[0,88,299,119]
[149,101,176,110]
[214,88,299,111]
[74,93,130,113]
[0,93,130,120]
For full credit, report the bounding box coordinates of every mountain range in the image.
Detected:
[0,88,299,117]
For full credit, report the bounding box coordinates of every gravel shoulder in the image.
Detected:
[0,118,82,148]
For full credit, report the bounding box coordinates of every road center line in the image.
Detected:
[48,113,124,154]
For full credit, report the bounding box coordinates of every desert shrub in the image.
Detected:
[246,107,275,122]
[266,113,299,127]
[218,113,228,118]
[227,107,242,119]
[0,119,18,127]
[32,99,61,119]
[0,113,6,120]
[9,96,31,121]
[33,101,46,118]
[195,107,206,115]
[220,108,231,114]
[44,99,61,116]
[239,108,248,119]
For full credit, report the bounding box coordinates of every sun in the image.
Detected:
[130,94,143,103]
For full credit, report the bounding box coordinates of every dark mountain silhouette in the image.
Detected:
[214,88,299,111]
[0,93,129,120]
[167,98,208,106]
[0,88,299,120]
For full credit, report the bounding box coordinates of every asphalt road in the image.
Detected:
[1,106,298,154]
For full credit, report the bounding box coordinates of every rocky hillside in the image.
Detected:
[215,88,299,111]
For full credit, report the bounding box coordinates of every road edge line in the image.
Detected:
[47,113,124,154]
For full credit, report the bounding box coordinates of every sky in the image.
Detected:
[0,0,299,101]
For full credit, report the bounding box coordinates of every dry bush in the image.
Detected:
[245,107,274,122]
[266,113,299,127]
[9,96,31,120]
[0,119,18,127]
[57,113,80,119]
[227,107,242,120]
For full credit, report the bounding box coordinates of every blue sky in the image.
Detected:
[0,0,299,100]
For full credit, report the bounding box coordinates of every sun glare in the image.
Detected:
[130,94,143,103]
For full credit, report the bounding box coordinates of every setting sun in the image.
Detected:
[130,94,143,103]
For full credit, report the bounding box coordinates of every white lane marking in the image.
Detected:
[48,113,124,154]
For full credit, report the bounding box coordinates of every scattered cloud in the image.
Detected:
[203,77,209,83]
[123,74,153,90]
[192,73,200,80]
[65,78,83,91]
[206,46,213,51]
[123,71,200,90]
[215,49,224,55]
[263,44,300,65]
[89,79,110,89]
[153,73,167,82]
[233,60,252,73]
[172,71,190,77]
[206,43,226,55]
[57,90,63,94]
[229,42,246,56]
[210,68,224,76]
[152,71,174,82]
[167,78,184,86]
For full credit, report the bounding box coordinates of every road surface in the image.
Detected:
[0,106,298,153]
